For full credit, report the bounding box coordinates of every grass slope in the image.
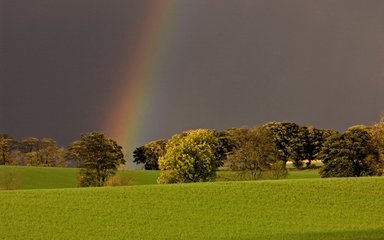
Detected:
[0,166,320,190]
[0,166,79,189]
[1,177,383,239]
[216,168,319,181]
[0,166,160,189]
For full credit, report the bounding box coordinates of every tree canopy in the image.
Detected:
[158,129,221,184]
[225,127,287,180]
[318,126,383,177]
[21,138,66,167]
[3,117,384,183]
[133,139,167,170]
[372,115,384,163]
[261,122,301,164]
[0,134,16,165]
[67,132,125,187]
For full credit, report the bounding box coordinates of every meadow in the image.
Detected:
[0,177,383,239]
[0,166,79,189]
[0,165,319,190]
[0,166,160,189]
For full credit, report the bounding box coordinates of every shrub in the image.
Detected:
[0,170,20,190]
[106,171,133,187]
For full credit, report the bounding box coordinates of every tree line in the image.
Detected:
[0,136,67,167]
[1,117,384,186]
[134,119,384,183]
[0,132,125,187]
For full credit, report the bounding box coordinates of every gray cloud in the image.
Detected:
[1,0,384,149]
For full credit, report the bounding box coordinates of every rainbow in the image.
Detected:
[104,1,181,155]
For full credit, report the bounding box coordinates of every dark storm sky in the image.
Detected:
[1,0,384,148]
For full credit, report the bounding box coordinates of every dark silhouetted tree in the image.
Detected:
[133,139,167,170]
[318,125,382,177]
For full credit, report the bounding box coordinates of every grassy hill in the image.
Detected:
[0,166,79,189]
[0,166,161,189]
[0,177,383,239]
[0,165,320,190]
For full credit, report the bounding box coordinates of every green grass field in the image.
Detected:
[0,166,79,189]
[216,168,320,181]
[0,177,383,239]
[0,166,162,189]
[0,166,320,190]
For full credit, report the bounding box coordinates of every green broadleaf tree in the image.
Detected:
[0,134,16,165]
[226,127,287,180]
[67,132,125,187]
[158,129,221,184]
[318,125,382,177]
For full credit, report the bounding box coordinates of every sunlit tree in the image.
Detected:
[158,129,221,184]
[67,132,125,187]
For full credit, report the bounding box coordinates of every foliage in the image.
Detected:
[132,122,338,173]
[133,139,167,170]
[106,171,133,186]
[225,127,287,180]
[67,132,125,187]
[0,170,20,190]
[318,125,383,177]
[214,129,241,166]
[216,167,320,181]
[0,134,16,165]
[261,122,301,164]
[261,123,338,168]
[371,115,384,170]
[293,127,338,167]
[158,129,221,183]
[18,137,40,153]
[217,128,249,154]
[18,137,67,167]
[132,146,146,168]
[1,178,384,239]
